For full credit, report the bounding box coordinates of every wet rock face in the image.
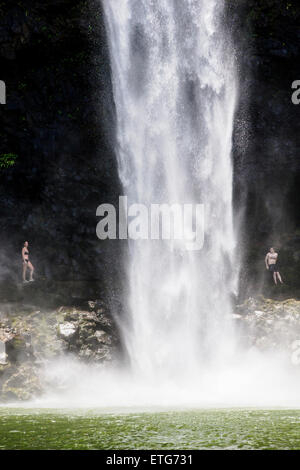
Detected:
[226,1,300,297]
[58,321,77,339]
[57,302,120,363]
[0,315,42,401]
[0,298,121,401]
[0,364,42,401]
[0,324,34,364]
[235,297,300,354]
[0,1,125,305]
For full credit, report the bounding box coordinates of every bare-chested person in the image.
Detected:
[265,247,283,285]
[22,241,34,283]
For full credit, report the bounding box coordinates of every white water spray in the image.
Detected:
[103,0,238,384]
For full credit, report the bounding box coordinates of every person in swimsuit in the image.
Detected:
[22,241,34,282]
[265,247,283,285]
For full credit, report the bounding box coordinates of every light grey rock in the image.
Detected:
[58,322,77,339]
[254,310,264,316]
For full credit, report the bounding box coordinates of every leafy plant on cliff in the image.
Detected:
[0,153,18,169]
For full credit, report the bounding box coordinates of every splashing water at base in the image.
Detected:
[18,350,300,409]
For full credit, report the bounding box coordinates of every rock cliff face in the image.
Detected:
[0,0,125,306]
[0,296,121,401]
[2,293,300,402]
[227,1,300,298]
[235,296,300,356]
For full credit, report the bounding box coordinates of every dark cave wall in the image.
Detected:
[0,0,124,304]
[227,0,300,297]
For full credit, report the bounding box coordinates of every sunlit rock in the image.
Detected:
[58,322,77,339]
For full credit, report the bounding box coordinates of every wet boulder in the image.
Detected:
[57,303,120,363]
[235,296,300,353]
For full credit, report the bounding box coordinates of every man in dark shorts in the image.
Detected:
[265,247,283,285]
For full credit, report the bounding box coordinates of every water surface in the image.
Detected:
[0,408,300,449]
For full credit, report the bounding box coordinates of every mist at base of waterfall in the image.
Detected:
[11,348,300,409]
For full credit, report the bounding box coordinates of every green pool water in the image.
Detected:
[0,408,300,450]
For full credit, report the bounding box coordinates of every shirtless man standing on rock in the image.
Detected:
[265,247,283,285]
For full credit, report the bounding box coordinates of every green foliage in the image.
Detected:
[18,82,27,91]
[0,153,18,169]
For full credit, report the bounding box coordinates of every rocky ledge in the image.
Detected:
[235,296,300,354]
[2,292,300,402]
[0,299,121,402]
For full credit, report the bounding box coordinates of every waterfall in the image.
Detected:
[103,0,238,386]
